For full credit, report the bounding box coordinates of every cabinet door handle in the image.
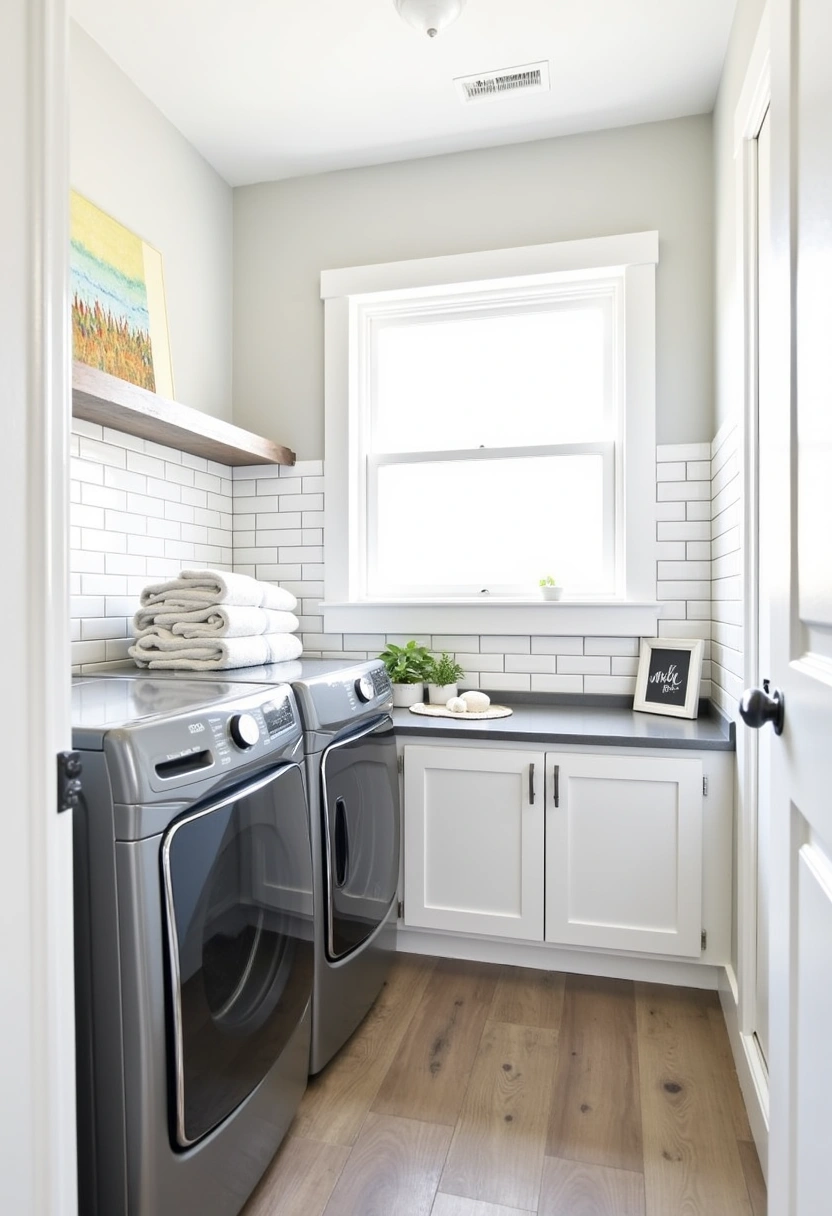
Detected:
[528,762,535,805]
[553,764,560,807]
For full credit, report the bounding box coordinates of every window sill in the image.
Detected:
[321,599,662,638]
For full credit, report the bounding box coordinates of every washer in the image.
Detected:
[95,658,401,1074]
[72,675,314,1216]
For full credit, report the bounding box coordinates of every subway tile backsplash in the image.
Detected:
[69,420,233,673]
[229,448,717,701]
[71,427,742,709]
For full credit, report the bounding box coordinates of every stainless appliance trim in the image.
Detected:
[320,714,396,961]
[160,761,302,1149]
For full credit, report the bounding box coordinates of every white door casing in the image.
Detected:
[765,0,832,1210]
[403,745,545,940]
[544,752,703,956]
[754,105,773,1069]
[0,0,76,1214]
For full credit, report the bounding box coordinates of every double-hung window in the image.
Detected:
[322,233,659,636]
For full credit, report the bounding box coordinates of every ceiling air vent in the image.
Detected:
[454,61,550,105]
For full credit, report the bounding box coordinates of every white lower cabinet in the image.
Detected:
[545,752,703,957]
[403,743,707,960]
[403,745,544,940]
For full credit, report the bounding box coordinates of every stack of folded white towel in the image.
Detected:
[128,569,303,671]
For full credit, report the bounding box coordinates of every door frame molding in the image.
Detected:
[0,0,76,1211]
[718,1,772,1176]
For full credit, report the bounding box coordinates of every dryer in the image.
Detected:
[72,675,313,1216]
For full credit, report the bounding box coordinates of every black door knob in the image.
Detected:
[739,679,785,735]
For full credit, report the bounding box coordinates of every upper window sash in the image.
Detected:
[364,287,618,458]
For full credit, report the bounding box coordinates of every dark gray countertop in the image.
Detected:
[393,700,735,751]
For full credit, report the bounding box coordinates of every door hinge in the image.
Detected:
[701,929,707,952]
[702,775,709,797]
[57,750,83,814]
[397,754,404,775]
[397,899,404,920]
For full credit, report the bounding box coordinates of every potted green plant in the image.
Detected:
[539,574,563,601]
[423,651,466,705]
[379,640,431,707]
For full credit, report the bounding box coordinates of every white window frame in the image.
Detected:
[322,232,660,636]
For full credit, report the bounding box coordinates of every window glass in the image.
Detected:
[372,454,608,594]
[373,302,609,453]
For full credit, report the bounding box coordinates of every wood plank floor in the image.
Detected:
[243,956,765,1216]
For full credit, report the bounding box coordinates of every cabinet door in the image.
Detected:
[545,752,703,956]
[404,745,544,940]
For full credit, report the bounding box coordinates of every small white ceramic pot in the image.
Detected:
[392,682,424,708]
[540,585,564,601]
[427,682,458,705]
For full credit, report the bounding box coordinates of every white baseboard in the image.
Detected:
[396,926,720,990]
[719,965,770,1181]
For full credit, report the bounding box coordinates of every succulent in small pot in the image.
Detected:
[379,640,431,707]
[423,651,466,705]
[539,574,563,601]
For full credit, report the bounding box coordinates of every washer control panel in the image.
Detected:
[132,686,302,793]
[263,698,295,736]
[229,712,260,750]
[355,674,375,702]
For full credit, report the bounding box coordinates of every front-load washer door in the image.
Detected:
[321,716,400,960]
[161,763,313,1148]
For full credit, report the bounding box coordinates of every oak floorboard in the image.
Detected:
[738,1140,768,1216]
[706,1005,755,1141]
[431,1194,534,1216]
[241,1136,350,1216]
[292,954,435,1146]
[546,974,643,1173]
[636,983,753,1216]
[373,959,499,1125]
[489,965,566,1030]
[322,1113,452,1216]
[538,1155,646,1216]
[440,1019,558,1212]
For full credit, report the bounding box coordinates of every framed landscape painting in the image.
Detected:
[70,191,173,396]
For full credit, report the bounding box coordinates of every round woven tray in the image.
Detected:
[408,702,513,721]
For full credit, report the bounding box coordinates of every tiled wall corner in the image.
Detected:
[655,442,713,702]
[709,422,743,716]
[70,419,233,674]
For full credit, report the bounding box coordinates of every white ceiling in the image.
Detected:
[71,0,737,187]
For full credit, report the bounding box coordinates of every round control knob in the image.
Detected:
[355,674,375,703]
[229,712,260,749]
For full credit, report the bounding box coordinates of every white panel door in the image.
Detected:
[545,752,703,956]
[764,1,832,1209]
[403,745,544,940]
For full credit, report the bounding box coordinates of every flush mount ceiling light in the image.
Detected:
[393,0,467,39]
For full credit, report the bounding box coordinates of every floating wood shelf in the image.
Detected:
[72,363,295,467]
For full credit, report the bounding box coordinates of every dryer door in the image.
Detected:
[321,716,400,960]
[161,763,313,1148]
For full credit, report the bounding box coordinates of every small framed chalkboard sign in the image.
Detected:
[633,638,704,719]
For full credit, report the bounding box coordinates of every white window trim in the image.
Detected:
[322,232,660,637]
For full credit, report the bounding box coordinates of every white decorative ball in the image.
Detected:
[446,697,467,713]
[461,691,490,713]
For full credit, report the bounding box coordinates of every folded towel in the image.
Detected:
[140,569,297,613]
[128,630,303,671]
[133,605,299,639]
